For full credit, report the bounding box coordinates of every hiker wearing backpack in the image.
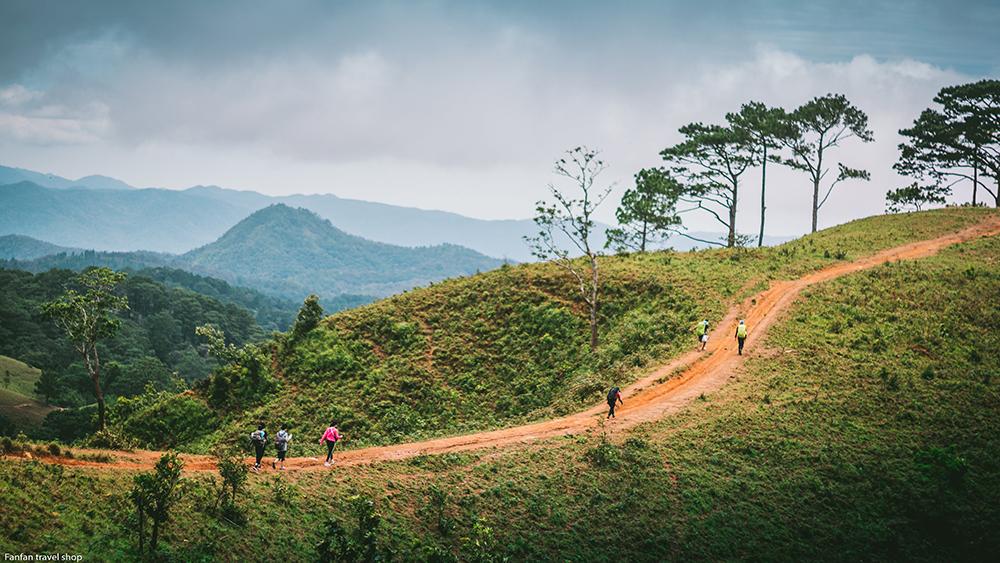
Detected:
[735,320,749,355]
[696,319,709,351]
[607,386,623,419]
[319,422,342,466]
[272,424,292,471]
[250,422,267,472]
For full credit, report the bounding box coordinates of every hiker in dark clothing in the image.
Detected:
[272,424,291,471]
[607,386,624,418]
[250,422,267,472]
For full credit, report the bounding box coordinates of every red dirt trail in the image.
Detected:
[19,215,1000,473]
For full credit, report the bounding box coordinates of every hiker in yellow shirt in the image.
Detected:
[735,320,748,355]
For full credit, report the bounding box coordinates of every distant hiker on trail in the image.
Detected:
[607,386,623,419]
[272,424,291,471]
[696,319,710,351]
[736,320,748,355]
[319,422,342,466]
[250,422,267,473]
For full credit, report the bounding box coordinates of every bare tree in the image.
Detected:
[525,147,612,351]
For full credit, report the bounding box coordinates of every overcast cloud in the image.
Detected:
[0,0,996,235]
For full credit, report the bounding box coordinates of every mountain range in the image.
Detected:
[0,164,792,261]
[1,205,505,302]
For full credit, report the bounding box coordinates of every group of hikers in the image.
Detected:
[248,420,343,472]
[695,318,749,355]
[246,318,751,469]
[606,317,750,419]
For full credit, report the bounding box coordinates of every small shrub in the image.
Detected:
[46,443,61,456]
[214,447,248,521]
[461,518,509,563]
[84,428,139,451]
[921,366,936,380]
[130,452,185,556]
[316,495,386,562]
[584,428,621,469]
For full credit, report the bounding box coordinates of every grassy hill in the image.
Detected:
[0,355,53,432]
[121,207,997,453]
[1,207,996,560]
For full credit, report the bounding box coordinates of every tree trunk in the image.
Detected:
[137,507,145,554]
[588,254,599,351]
[89,347,107,430]
[811,177,820,233]
[727,182,738,247]
[812,142,824,233]
[151,521,160,553]
[972,148,978,206]
[758,145,767,247]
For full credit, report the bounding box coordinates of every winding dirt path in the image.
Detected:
[23,215,1000,473]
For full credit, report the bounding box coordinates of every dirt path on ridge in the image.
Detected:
[17,215,1000,473]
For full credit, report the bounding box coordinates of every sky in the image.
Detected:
[0,0,997,236]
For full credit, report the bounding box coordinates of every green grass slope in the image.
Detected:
[199,209,994,452]
[0,355,53,430]
[157,207,996,453]
[1,212,996,561]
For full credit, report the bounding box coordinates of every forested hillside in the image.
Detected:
[0,205,506,304]
[0,268,269,441]
[0,235,77,260]
[180,204,506,299]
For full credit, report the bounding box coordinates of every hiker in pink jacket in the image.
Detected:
[319,422,342,466]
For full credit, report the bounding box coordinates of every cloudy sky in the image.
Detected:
[1,0,997,235]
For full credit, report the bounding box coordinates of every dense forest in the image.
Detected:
[0,267,272,440]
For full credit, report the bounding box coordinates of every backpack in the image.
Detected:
[250,430,266,444]
[607,387,620,404]
[276,431,289,449]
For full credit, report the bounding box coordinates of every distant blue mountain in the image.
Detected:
[1,205,505,302]
[0,165,792,260]
[0,165,135,190]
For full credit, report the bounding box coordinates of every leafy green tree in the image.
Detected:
[130,452,185,555]
[660,123,756,247]
[886,183,950,213]
[605,167,682,253]
[42,267,129,430]
[727,101,791,246]
[777,93,874,232]
[196,323,273,409]
[895,79,999,207]
[291,294,324,341]
[525,147,612,351]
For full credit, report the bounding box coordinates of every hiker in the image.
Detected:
[250,422,267,472]
[696,319,709,351]
[735,319,748,355]
[272,424,291,471]
[319,422,342,466]
[607,386,623,419]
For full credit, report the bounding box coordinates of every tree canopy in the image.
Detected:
[661,123,756,247]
